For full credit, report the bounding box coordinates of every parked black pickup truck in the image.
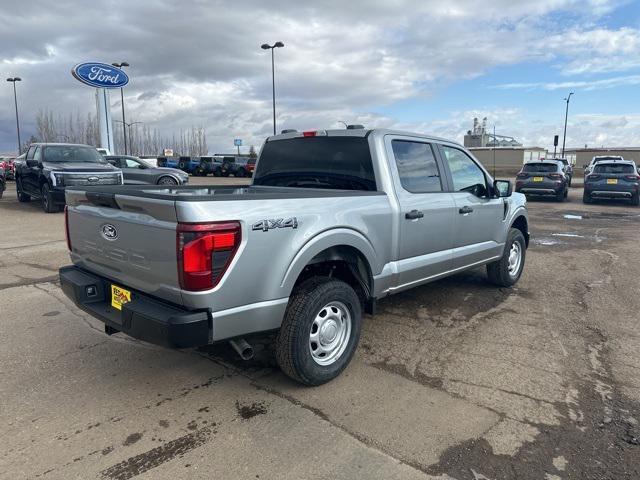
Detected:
[14,143,123,213]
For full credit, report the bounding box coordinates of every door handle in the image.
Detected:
[458,206,474,214]
[405,209,424,220]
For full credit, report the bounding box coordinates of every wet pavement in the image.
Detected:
[1,179,639,479]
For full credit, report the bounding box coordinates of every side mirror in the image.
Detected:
[494,179,512,198]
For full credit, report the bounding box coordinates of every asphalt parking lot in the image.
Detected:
[1,178,639,479]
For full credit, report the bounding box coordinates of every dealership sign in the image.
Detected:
[72,62,129,89]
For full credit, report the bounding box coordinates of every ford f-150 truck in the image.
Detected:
[59,128,529,385]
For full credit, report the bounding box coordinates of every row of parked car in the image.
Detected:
[515,155,640,205]
[156,155,256,177]
[4,143,252,212]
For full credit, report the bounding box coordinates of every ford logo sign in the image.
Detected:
[72,62,129,89]
[101,224,118,241]
[87,176,100,183]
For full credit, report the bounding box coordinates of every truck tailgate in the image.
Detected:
[66,189,184,306]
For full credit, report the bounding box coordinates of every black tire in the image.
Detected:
[583,190,592,204]
[487,228,526,287]
[178,161,187,171]
[236,168,246,178]
[276,277,362,386]
[41,183,60,213]
[556,188,566,202]
[0,188,3,199]
[631,192,640,206]
[157,176,178,186]
[16,179,30,202]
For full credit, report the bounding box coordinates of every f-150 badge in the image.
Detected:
[252,217,298,232]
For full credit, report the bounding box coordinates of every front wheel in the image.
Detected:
[276,277,362,386]
[157,176,178,186]
[41,183,60,213]
[487,228,526,287]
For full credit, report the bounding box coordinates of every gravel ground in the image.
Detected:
[1,178,639,480]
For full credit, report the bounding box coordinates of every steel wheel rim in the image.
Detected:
[507,242,522,277]
[309,301,352,366]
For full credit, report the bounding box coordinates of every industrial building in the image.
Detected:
[463,117,523,148]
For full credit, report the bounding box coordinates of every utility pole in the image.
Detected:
[261,42,284,135]
[112,62,130,154]
[561,92,574,158]
[6,77,22,154]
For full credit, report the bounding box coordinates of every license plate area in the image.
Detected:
[607,178,618,184]
[533,177,543,182]
[111,284,132,310]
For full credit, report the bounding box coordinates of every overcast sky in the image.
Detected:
[1,0,639,155]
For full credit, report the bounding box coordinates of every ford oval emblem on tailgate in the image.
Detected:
[88,176,100,183]
[101,224,118,241]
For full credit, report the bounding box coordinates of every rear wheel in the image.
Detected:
[157,176,178,186]
[16,178,30,202]
[583,190,592,204]
[41,183,60,213]
[556,188,566,202]
[276,277,362,386]
[487,228,526,287]
[631,192,640,206]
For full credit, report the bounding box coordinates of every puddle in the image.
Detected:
[532,238,564,246]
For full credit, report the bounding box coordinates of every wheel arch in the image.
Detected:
[281,230,378,313]
[511,214,529,248]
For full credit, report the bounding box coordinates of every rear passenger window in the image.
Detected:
[391,140,442,193]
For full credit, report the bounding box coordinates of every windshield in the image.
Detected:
[44,145,106,163]
[522,163,558,173]
[594,164,635,174]
[253,136,376,191]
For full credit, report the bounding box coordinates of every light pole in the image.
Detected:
[112,62,130,154]
[261,41,284,135]
[6,77,22,154]
[561,92,574,158]
[115,120,142,155]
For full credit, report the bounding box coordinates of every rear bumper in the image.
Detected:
[59,265,210,348]
[516,186,561,195]
[589,190,634,198]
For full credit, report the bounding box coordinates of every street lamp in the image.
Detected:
[114,120,143,155]
[261,41,284,135]
[6,77,22,154]
[561,92,574,158]
[112,62,130,154]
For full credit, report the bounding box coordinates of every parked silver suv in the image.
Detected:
[60,128,529,385]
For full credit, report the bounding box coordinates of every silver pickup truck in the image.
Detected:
[59,128,529,385]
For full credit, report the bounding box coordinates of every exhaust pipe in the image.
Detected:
[229,338,254,361]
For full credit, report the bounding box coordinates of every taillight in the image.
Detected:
[177,221,241,291]
[64,206,72,251]
[516,172,528,179]
[587,174,601,181]
[548,173,562,179]
[624,175,640,181]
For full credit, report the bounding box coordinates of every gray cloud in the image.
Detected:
[0,0,638,154]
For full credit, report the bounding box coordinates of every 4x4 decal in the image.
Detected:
[252,217,298,232]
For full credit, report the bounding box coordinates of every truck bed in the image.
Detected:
[66,184,384,204]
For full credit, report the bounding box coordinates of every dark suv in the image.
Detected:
[515,160,569,202]
[583,160,640,205]
[15,143,122,213]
